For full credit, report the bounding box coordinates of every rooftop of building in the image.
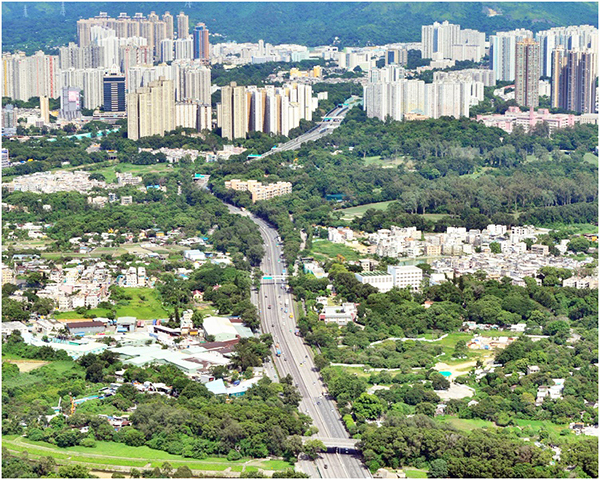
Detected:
[356,271,391,277]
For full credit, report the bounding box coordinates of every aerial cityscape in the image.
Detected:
[1,2,598,479]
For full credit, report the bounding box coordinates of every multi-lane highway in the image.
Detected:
[226,204,370,478]
[260,104,350,158]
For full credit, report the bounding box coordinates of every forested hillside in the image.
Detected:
[2,2,598,54]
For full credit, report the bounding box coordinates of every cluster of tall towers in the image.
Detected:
[76,11,209,63]
[419,22,598,112]
[217,82,316,140]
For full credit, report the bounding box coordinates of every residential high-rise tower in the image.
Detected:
[515,38,540,108]
[193,23,210,61]
[552,49,597,113]
[176,12,190,39]
[421,21,460,59]
[127,77,175,140]
[490,29,533,81]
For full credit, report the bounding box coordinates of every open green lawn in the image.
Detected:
[310,239,361,261]
[437,416,496,431]
[477,330,520,337]
[583,152,598,165]
[41,252,96,260]
[336,201,449,223]
[55,287,170,320]
[89,247,130,256]
[512,419,569,435]
[539,223,598,235]
[2,436,293,472]
[404,469,428,478]
[90,163,173,183]
[364,156,406,167]
[337,201,397,220]
[436,416,572,438]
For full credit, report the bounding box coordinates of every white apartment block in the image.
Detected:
[319,303,358,326]
[174,38,194,60]
[2,51,61,101]
[364,67,483,121]
[387,265,423,292]
[127,77,175,140]
[562,276,598,289]
[60,68,106,109]
[354,271,394,293]
[2,264,15,286]
[250,182,293,203]
[484,224,508,236]
[175,101,212,131]
[421,21,461,59]
[490,29,533,81]
[137,267,146,287]
[218,82,316,139]
[224,179,292,203]
[536,25,598,77]
[126,266,138,287]
[328,227,354,243]
[355,265,423,292]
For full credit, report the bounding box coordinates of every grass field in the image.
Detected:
[2,436,293,473]
[55,287,170,320]
[337,201,397,220]
[337,201,448,223]
[41,252,95,260]
[1,360,81,390]
[310,239,361,261]
[539,223,598,235]
[91,163,173,183]
[437,416,496,431]
[404,469,428,478]
[363,156,406,167]
[512,419,569,435]
[583,152,598,165]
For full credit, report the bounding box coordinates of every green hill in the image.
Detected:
[2,2,598,54]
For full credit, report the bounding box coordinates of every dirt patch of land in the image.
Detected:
[436,383,475,400]
[7,359,49,372]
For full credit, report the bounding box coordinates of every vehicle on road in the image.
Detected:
[268,305,272,309]
[324,465,328,470]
